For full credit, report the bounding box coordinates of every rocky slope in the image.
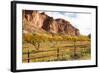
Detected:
[22,10,80,36]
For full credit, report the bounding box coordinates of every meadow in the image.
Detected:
[22,33,91,63]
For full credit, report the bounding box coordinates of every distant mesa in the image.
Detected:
[23,10,80,36]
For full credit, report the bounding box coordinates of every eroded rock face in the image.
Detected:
[56,19,80,36]
[23,10,80,36]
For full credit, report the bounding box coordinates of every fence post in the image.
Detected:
[27,50,30,63]
[73,40,78,59]
[57,48,60,60]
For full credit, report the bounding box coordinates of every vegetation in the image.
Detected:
[22,32,91,63]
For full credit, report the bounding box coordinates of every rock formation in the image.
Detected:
[22,10,80,36]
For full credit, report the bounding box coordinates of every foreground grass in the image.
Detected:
[22,40,91,63]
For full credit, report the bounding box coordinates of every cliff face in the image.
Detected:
[23,10,80,36]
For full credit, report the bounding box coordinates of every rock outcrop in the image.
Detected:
[23,10,80,36]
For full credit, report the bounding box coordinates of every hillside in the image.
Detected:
[22,10,80,36]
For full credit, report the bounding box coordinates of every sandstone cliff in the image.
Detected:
[22,10,80,36]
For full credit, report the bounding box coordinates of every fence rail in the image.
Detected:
[22,44,90,63]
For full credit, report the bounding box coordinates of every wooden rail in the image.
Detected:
[22,45,90,63]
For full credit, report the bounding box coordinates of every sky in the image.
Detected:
[40,11,92,35]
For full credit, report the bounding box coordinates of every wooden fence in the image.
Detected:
[22,44,90,63]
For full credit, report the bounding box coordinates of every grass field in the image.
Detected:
[22,40,91,63]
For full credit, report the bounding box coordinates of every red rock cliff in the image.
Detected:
[23,10,80,36]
